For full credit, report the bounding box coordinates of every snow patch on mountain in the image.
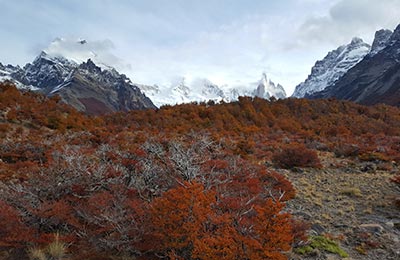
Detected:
[292,37,371,98]
[0,63,38,91]
[50,70,74,94]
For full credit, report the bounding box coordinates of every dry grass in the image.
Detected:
[28,248,46,260]
[28,234,68,260]
[47,234,67,259]
[340,187,362,197]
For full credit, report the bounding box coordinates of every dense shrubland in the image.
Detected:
[0,82,400,259]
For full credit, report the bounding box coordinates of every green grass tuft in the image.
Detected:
[296,235,349,258]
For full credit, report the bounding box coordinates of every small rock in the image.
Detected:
[385,221,394,228]
[311,223,325,235]
[292,167,304,173]
[394,222,400,230]
[326,254,338,260]
[296,212,312,220]
[334,223,349,229]
[360,223,384,234]
[310,248,321,257]
[360,162,377,172]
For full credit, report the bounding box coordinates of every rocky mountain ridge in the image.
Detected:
[292,38,371,98]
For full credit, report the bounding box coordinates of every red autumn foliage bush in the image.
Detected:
[272,144,322,169]
[0,200,33,248]
[148,182,294,259]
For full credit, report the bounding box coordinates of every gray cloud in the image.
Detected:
[298,0,400,45]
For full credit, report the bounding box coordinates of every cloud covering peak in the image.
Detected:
[43,37,130,71]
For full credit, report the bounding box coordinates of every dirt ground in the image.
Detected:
[276,152,400,260]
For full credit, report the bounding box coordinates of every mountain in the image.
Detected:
[254,73,286,99]
[138,73,286,107]
[0,39,156,114]
[292,38,371,98]
[310,24,400,106]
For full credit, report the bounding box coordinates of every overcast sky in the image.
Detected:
[1,0,399,95]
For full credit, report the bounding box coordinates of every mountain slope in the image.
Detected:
[46,59,156,115]
[311,24,400,106]
[292,38,370,98]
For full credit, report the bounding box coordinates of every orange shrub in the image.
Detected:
[334,143,360,158]
[272,144,321,169]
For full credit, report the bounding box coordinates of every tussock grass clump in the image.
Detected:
[28,234,68,260]
[340,187,362,197]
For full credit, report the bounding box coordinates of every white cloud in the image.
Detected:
[44,37,131,71]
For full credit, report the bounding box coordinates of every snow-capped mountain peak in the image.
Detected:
[33,50,76,66]
[16,50,77,89]
[255,73,286,99]
[172,78,191,99]
[200,79,224,97]
[137,73,286,107]
[78,59,102,74]
[292,37,371,98]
